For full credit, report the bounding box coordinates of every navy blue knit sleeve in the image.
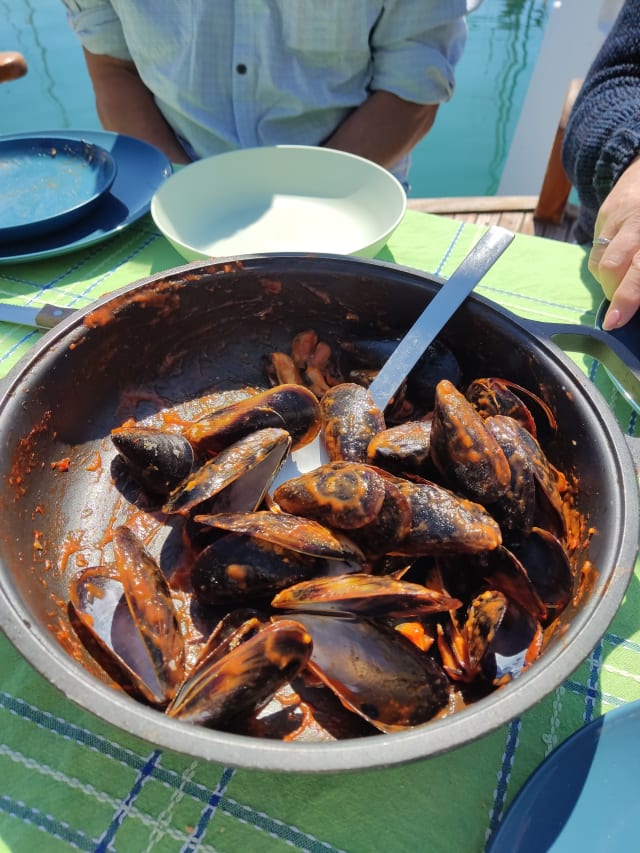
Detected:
[561,0,640,238]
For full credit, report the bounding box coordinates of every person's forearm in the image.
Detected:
[83,49,191,164]
[323,90,438,169]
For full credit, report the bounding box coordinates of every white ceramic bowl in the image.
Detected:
[151,145,407,260]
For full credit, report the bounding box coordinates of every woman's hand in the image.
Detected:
[589,155,640,330]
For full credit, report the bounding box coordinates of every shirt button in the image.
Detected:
[236,63,247,74]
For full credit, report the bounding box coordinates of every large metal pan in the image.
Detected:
[0,254,638,773]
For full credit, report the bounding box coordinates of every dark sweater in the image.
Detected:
[561,0,640,243]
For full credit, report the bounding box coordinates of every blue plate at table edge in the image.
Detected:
[487,700,640,851]
[0,136,118,242]
[0,130,172,264]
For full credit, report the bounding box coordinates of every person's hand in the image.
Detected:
[0,51,27,83]
[588,155,640,330]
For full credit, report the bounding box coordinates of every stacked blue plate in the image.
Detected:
[0,136,117,242]
[0,131,173,264]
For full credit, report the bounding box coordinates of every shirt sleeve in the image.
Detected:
[369,0,483,105]
[61,0,132,61]
[562,0,640,221]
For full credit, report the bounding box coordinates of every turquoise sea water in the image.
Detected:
[0,0,550,198]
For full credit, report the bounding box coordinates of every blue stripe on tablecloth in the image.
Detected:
[215,797,348,853]
[606,631,640,653]
[485,718,521,845]
[181,766,236,852]
[0,253,94,291]
[0,330,40,367]
[0,233,159,375]
[584,640,603,724]
[94,749,163,852]
[0,231,159,305]
[479,283,592,322]
[434,222,465,276]
[563,678,627,708]
[0,793,97,851]
[0,691,347,851]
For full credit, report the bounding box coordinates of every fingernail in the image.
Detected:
[602,307,621,330]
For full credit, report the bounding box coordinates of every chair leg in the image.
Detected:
[533,78,583,224]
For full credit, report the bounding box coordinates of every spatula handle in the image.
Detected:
[368,225,515,411]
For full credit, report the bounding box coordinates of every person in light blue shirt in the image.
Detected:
[62,1,482,188]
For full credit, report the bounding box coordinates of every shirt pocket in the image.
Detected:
[279,0,380,57]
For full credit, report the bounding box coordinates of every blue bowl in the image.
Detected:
[0,136,117,242]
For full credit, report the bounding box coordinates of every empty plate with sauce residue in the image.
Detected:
[0,136,117,242]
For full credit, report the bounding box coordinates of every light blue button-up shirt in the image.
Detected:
[62,1,482,184]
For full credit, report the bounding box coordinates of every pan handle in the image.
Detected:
[521,319,640,414]
[626,434,640,473]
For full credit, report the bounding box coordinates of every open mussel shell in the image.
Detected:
[437,589,543,689]
[271,572,461,617]
[477,597,543,686]
[194,509,366,563]
[183,383,322,453]
[477,546,548,623]
[67,567,164,703]
[167,619,313,727]
[163,427,291,516]
[68,550,185,709]
[68,527,187,707]
[283,612,452,733]
[507,527,573,619]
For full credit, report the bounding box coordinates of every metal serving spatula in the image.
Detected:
[273,224,515,484]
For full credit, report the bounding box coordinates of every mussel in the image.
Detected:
[183,383,322,453]
[67,353,581,744]
[279,612,452,732]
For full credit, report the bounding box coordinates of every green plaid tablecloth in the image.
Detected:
[0,210,638,852]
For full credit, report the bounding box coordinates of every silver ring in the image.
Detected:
[592,236,612,247]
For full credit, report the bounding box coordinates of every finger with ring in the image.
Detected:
[592,236,612,247]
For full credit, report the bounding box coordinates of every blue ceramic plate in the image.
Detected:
[0,136,117,242]
[0,130,172,264]
[487,701,640,851]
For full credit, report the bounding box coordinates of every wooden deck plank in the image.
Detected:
[407,196,538,214]
[407,197,578,243]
